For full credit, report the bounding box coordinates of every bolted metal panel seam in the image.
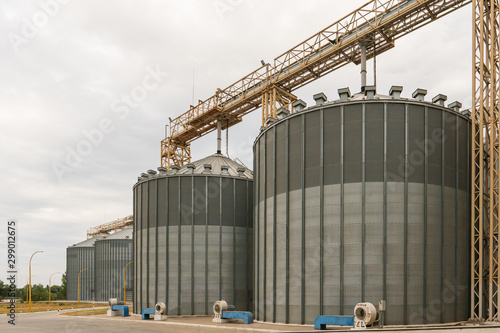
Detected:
[404,103,408,324]
[340,104,345,315]
[424,105,429,323]
[273,126,277,323]
[319,108,324,315]
[362,103,366,303]
[383,102,388,318]
[440,111,445,323]
[155,179,159,306]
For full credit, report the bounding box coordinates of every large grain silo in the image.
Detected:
[66,235,105,301]
[133,154,253,315]
[254,86,470,325]
[94,227,133,302]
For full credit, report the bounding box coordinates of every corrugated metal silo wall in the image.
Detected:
[254,100,470,325]
[66,247,95,301]
[94,239,133,301]
[133,174,253,315]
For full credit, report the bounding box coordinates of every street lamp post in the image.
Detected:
[123,261,133,304]
[77,268,88,304]
[49,272,62,303]
[29,250,43,312]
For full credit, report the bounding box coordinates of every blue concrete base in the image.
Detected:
[111,305,129,317]
[314,315,353,330]
[221,311,254,324]
[142,308,155,320]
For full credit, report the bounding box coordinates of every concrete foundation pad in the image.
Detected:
[212,317,230,323]
[107,309,121,317]
[154,314,168,321]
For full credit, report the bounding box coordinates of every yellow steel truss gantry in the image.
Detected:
[161,0,471,169]
[471,0,500,321]
[160,0,500,322]
[86,215,133,239]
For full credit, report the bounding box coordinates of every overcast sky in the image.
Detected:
[0,0,471,287]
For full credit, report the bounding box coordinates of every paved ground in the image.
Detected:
[2,308,500,333]
[0,309,309,333]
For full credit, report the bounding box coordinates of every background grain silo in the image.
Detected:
[133,154,253,315]
[66,235,105,301]
[253,87,470,325]
[94,227,133,302]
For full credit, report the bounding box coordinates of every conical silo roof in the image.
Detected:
[174,153,252,178]
[69,235,106,248]
[100,227,133,240]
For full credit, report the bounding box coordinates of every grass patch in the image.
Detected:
[61,309,108,316]
[0,302,98,314]
[61,307,134,317]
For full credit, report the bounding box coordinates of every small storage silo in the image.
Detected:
[66,235,105,301]
[254,87,470,325]
[94,227,133,302]
[133,154,253,315]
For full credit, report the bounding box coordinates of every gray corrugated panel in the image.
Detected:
[254,99,470,325]
[66,247,95,301]
[94,238,133,301]
[133,156,253,316]
[66,235,106,301]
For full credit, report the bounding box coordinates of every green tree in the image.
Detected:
[16,286,27,302]
[57,272,66,300]
[48,285,62,301]
[0,280,9,299]
[31,284,48,302]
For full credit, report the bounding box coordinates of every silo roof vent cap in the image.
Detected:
[338,87,351,101]
[277,107,290,119]
[313,92,327,105]
[265,117,277,127]
[237,167,246,178]
[170,165,180,174]
[260,126,266,132]
[389,85,403,99]
[364,85,376,99]
[461,109,471,118]
[448,101,462,112]
[432,94,448,106]
[293,99,307,112]
[412,88,427,101]
[141,172,149,179]
[186,163,195,174]
[157,167,168,176]
[137,176,142,182]
[147,169,157,177]
[221,165,229,175]
[203,164,212,174]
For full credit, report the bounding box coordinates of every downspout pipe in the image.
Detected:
[360,44,367,92]
[217,119,222,154]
